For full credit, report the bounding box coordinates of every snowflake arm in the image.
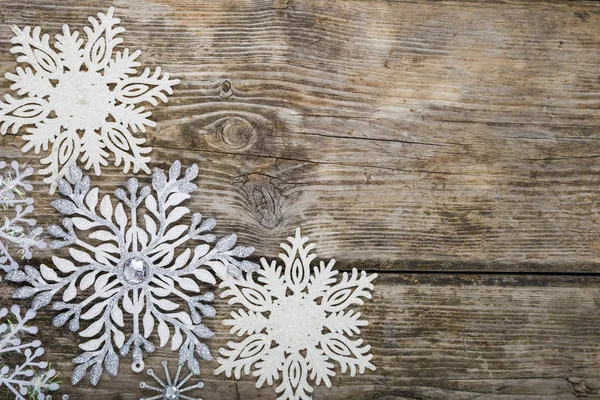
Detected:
[215,334,273,380]
[7,161,258,386]
[38,129,82,193]
[82,7,124,73]
[220,272,273,314]
[113,67,179,107]
[306,259,337,300]
[256,259,287,299]
[109,104,154,133]
[215,228,377,400]
[305,345,334,387]
[277,228,317,294]
[0,95,51,135]
[54,24,84,71]
[5,67,54,98]
[104,49,141,83]
[224,309,269,337]
[9,25,63,78]
[320,333,375,376]
[100,123,151,175]
[71,296,124,386]
[276,355,312,400]
[254,346,286,388]
[321,268,377,313]
[0,305,60,400]
[323,309,367,336]
[21,118,61,154]
[0,160,45,278]
[80,129,109,175]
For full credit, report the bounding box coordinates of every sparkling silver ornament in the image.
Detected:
[123,257,150,284]
[7,161,258,386]
[0,305,61,399]
[0,160,46,281]
[139,360,204,400]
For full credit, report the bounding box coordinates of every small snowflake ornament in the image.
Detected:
[0,160,46,280]
[6,160,259,386]
[215,228,377,400]
[0,7,180,193]
[139,360,204,400]
[0,304,60,399]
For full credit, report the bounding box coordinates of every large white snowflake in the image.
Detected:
[0,160,46,280]
[0,7,179,193]
[6,160,258,386]
[0,304,60,400]
[215,228,377,400]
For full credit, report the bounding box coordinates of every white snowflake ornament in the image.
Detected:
[6,160,259,386]
[215,228,377,400]
[139,360,204,400]
[0,304,60,399]
[0,7,180,193]
[0,160,46,280]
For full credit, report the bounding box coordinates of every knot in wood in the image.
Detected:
[242,174,285,230]
[220,80,233,98]
[214,117,256,151]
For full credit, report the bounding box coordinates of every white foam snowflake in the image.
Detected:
[0,7,180,193]
[6,160,258,386]
[139,360,204,400]
[0,304,59,400]
[0,160,46,280]
[215,228,377,400]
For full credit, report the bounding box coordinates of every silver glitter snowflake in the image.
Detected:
[0,160,46,281]
[6,160,258,386]
[0,304,59,399]
[0,7,179,193]
[139,360,204,400]
[215,228,377,400]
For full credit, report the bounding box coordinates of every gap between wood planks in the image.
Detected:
[366,270,600,277]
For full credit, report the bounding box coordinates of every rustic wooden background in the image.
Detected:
[1,0,599,399]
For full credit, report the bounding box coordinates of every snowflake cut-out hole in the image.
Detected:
[0,305,60,400]
[6,160,259,386]
[214,228,377,400]
[0,7,180,193]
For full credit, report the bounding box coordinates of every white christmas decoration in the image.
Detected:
[215,228,377,400]
[0,160,46,280]
[6,160,258,386]
[0,304,59,400]
[0,7,180,193]
[139,360,204,400]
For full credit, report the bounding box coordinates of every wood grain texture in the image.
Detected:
[0,0,599,399]
[0,0,598,272]
[4,274,600,399]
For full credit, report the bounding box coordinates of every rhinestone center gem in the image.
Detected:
[121,256,150,285]
[163,385,180,400]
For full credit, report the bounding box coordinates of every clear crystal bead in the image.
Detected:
[122,257,148,284]
[163,385,180,400]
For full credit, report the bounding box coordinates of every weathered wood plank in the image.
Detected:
[2,273,600,399]
[0,0,599,272]
[1,144,599,273]
[0,1,599,399]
